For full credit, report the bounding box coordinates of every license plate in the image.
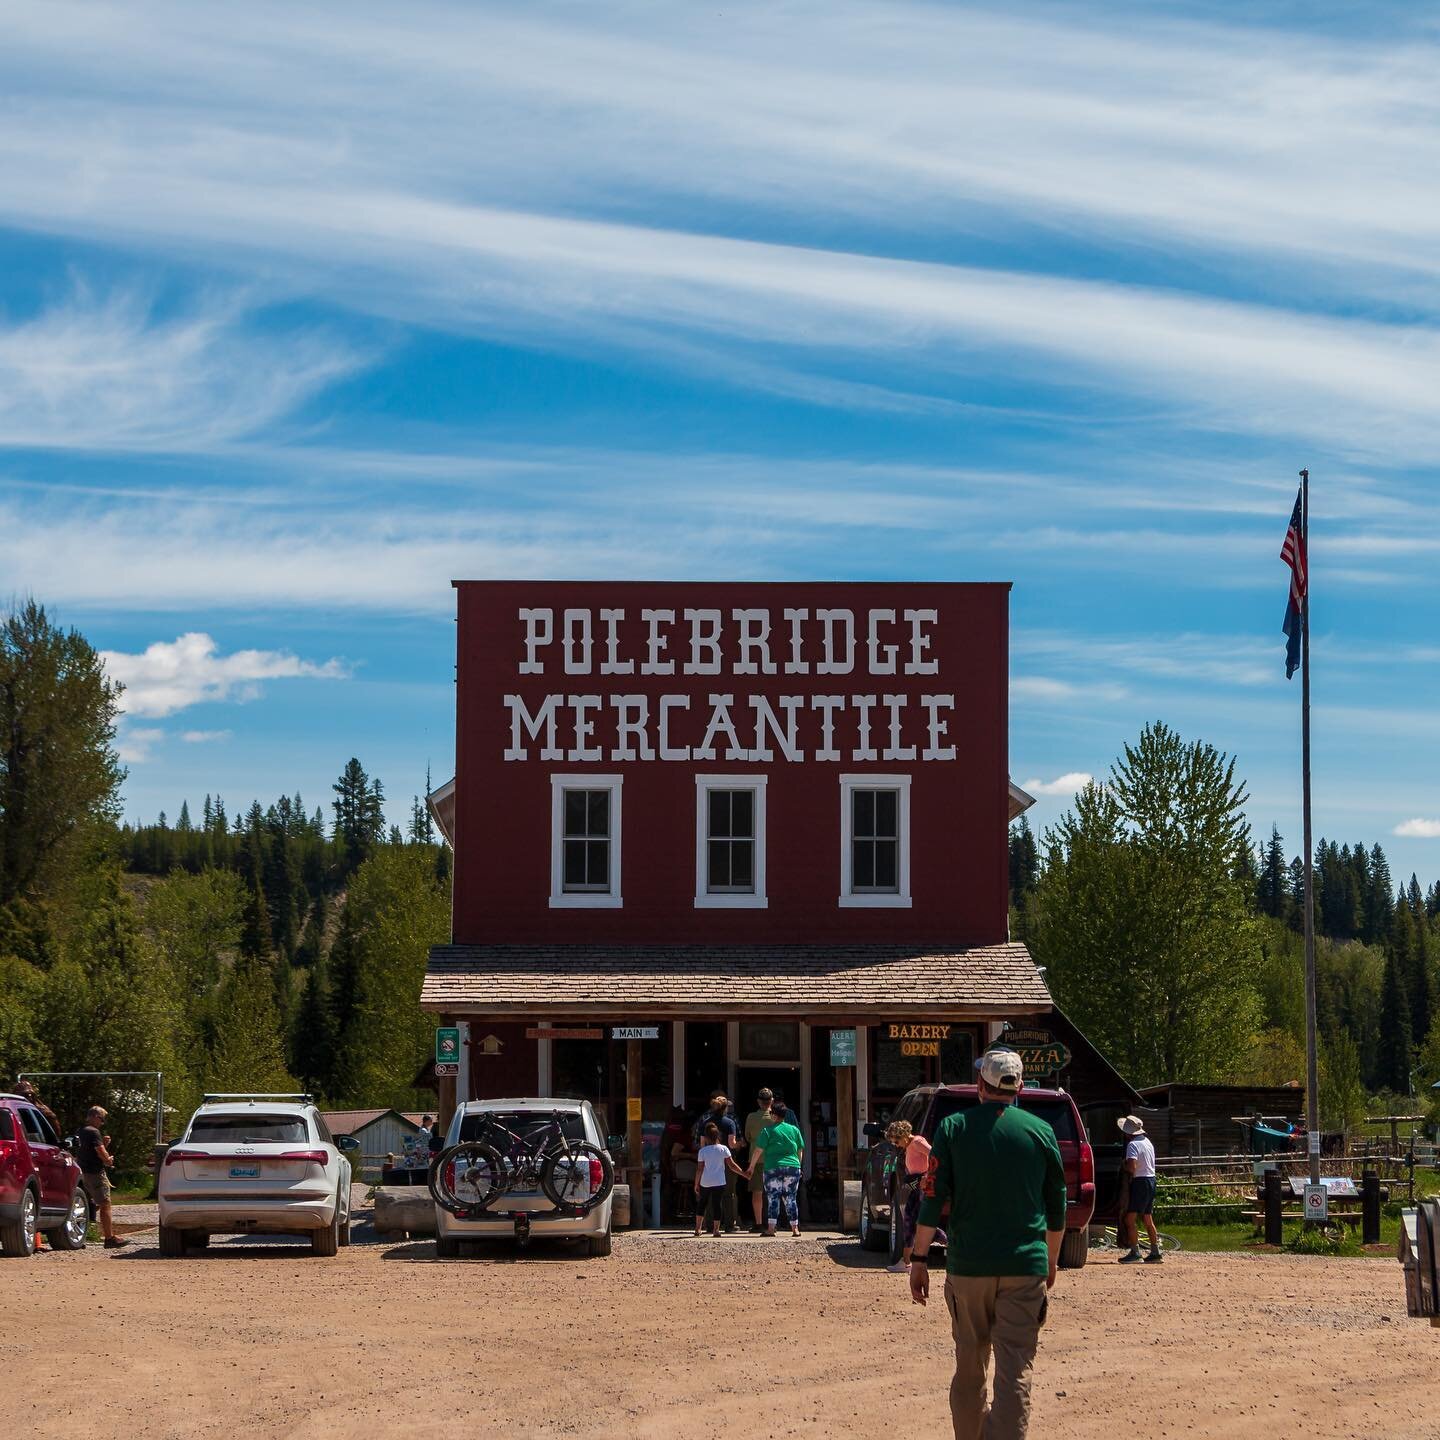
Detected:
[229,1164,259,1178]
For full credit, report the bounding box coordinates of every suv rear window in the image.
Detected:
[188,1114,309,1143]
[931,1092,1079,1143]
[460,1110,587,1146]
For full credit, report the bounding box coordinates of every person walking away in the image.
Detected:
[748,1103,804,1237]
[77,1106,127,1250]
[909,1049,1065,1440]
[694,1122,748,1236]
[1117,1116,1161,1264]
[693,1090,740,1232]
[743,1087,775,1232]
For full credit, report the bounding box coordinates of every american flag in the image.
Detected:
[1281,487,1306,679]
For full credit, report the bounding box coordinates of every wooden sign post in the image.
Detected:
[626,1037,644,1228]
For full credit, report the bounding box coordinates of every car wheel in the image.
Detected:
[48,1186,89,1251]
[434,1234,461,1258]
[586,1227,613,1257]
[1059,1227,1089,1269]
[859,1190,885,1252]
[337,1216,351,1248]
[184,1232,210,1250]
[158,1224,185,1257]
[1,1187,38,1257]
[311,1204,340,1257]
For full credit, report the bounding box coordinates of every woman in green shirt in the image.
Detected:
[747,1104,805,1236]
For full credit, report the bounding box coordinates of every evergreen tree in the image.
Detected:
[332,758,386,874]
[177,800,193,832]
[1364,843,1394,944]
[1008,815,1040,907]
[1257,826,1288,919]
[1377,945,1414,1092]
[291,956,338,1097]
[207,957,296,1093]
[236,830,272,963]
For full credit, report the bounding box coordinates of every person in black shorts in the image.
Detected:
[1118,1115,1161,1264]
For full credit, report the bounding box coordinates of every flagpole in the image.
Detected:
[1300,466,1320,1191]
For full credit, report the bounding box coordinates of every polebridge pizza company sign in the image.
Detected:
[499,603,962,765]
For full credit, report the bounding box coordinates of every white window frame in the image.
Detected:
[839,773,911,908]
[694,774,768,909]
[550,774,623,908]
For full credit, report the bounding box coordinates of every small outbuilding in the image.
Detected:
[321,1108,432,1172]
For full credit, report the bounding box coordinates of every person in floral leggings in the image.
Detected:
[747,1103,805,1236]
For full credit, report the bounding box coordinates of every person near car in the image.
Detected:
[14,1080,59,1133]
[428,1117,444,1156]
[692,1090,740,1232]
[1117,1116,1161,1265]
[748,1103,804,1237]
[693,1121,748,1236]
[884,1119,934,1274]
[909,1049,1065,1440]
[77,1105,127,1250]
[742,1087,775,1231]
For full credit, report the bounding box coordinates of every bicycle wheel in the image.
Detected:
[429,1142,506,1217]
[540,1142,615,1214]
[1101,1225,1179,1253]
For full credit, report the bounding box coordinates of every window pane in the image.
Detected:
[731,840,754,889]
[564,790,587,836]
[586,839,609,887]
[563,839,587,886]
[730,789,753,838]
[853,789,875,837]
[586,790,609,837]
[875,789,898,837]
[874,838,898,890]
[708,839,730,889]
[853,839,875,889]
[709,790,731,839]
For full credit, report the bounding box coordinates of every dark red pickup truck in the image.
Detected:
[858,1083,1099,1267]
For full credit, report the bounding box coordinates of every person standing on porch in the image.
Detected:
[743,1087,774,1232]
[909,1049,1064,1440]
[692,1090,740,1232]
[749,1103,804,1237]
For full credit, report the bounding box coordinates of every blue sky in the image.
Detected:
[4,1,1440,879]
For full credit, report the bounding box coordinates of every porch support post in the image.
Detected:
[854,1024,870,1152]
[672,1021,685,1107]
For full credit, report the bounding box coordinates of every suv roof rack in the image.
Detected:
[200,1092,314,1105]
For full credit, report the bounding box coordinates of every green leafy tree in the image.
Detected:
[0,600,125,961]
[1318,1033,1367,1136]
[1033,721,1262,1086]
[207,957,296,1093]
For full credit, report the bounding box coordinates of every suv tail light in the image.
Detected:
[278,1149,329,1166]
[587,1158,604,1192]
[163,1148,208,1166]
[1079,1141,1095,1186]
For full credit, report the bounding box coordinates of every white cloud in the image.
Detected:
[0,288,363,453]
[100,633,347,717]
[1020,772,1095,797]
[116,726,165,763]
[1010,676,1128,704]
[180,729,232,743]
[1394,818,1440,838]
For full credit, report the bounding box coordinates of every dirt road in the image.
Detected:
[3,1225,1435,1439]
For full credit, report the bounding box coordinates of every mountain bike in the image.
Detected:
[428,1111,614,1219]
[1094,1224,1180,1254]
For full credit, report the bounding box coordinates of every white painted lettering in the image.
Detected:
[921,694,958,760]
[695,693,747,761]
[659,694,691,760]
[817,609,855,674]
[519,608,553,675]
[733,609,777,675]
[749,694,802,762]
[851,694,878,761]
[881,694,916,760]
[867,609,898,674]
[904,608,939,675]
[562,609,593,675]
[611,694,653,761]
[640,609,675,675]
[503,694,563,760]
[684,608,723,675]
[810,695,844,761]
[783,609,809,675]
[567,694,603,761]
[599,609,634,675]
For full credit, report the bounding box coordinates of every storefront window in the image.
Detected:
[738,1022,800,1063]
[870,1022,981,1113]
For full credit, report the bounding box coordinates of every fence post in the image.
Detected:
[1264,1167,1284,1246]
[1362,1167,1381,1246]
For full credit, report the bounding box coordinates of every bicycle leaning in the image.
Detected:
[428,1110,614,1220]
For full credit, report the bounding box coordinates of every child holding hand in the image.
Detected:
[694,1122,747,1236]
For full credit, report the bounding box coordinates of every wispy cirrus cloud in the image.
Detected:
[101,633,348,717]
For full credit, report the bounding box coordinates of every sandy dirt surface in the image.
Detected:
[4,1214,1437,1440]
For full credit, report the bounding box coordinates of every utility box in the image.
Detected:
[1399,1199,1440,1325]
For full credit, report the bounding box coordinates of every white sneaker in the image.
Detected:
[885,1259,909,1273]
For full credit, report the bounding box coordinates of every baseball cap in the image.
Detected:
[977,1048,1024,1092]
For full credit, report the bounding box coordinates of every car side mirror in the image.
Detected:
[337,1136,361,1153]
[862,1122,886,1140]
[59,1137,75,1153]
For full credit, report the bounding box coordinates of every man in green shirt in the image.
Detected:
[909,1048,1066,1440]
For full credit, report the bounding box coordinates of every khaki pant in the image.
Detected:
[943,1274,1048,1440]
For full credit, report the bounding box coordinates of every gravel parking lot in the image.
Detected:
[3,1217,1436,1439]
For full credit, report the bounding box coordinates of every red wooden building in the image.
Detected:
[421,582,1052,1190]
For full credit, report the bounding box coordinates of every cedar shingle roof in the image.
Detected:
[422,943,1049,1017]
[321,1108,423,1135]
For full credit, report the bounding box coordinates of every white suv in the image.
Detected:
[158,1094,353,1256]
[434,1098,614,1257]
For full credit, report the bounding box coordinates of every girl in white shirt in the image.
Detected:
[694,1122,747,1236]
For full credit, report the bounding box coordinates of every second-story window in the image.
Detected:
[550,775,623,908]
[839,774,911,908]
[695,775,768,909]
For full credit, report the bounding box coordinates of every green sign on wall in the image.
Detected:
[829,1028,857,1066]
[435,1026,460,1066]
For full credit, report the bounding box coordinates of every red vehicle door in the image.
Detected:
[18,1106,70,1211]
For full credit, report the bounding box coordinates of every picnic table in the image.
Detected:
[1287,1176,1359,1200]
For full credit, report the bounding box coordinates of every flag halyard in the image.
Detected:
[1281,487,1307,679]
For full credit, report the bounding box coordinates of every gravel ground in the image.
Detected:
[3,1221,1436,1439]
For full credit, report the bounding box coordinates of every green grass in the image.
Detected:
[1164,1215,1402,1256]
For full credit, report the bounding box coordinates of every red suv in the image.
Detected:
[859,1084,1097,1267]
[0,1093,89,1257]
